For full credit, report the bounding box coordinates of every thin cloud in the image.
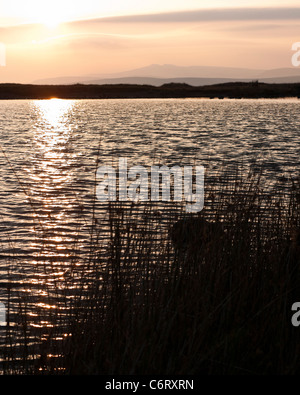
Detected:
[31,32,147,50]
[69,7,300,26]
[2,7,300,38]
[223,23,284,31]
[33,32,144,45]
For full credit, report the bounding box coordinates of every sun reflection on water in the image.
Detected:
[36,98,74,129]
[22,99,85,328]
[29,99,77,199]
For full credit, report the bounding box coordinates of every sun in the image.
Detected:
[34,4,64,29]
[14,0,71,28]
[42,18,61,29]
[3,0,101,28]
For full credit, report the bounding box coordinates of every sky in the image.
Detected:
[0,0,300,83]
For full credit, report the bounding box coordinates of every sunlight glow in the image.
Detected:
[1,0,103,27]
[36,99,74,129]
[43,19,60,30]
[29,1,67,28]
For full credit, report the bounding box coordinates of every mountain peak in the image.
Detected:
[33,64,300,85]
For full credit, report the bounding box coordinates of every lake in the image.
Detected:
[0,98,299,370]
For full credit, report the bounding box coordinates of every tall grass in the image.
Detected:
[1,166,300,375]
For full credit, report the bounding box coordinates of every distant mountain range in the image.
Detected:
[33,64,300,86]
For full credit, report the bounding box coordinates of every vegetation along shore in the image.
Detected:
[1,81,300,100]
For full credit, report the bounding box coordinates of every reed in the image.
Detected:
[1,166,300,375]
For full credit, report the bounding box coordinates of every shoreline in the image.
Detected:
[0,81,300,100]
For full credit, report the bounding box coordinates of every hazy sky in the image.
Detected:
[0,1,300,82]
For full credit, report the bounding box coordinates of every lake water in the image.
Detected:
[0,98,299,367]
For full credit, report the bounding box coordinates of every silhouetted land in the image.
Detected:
[1,81,300,99]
